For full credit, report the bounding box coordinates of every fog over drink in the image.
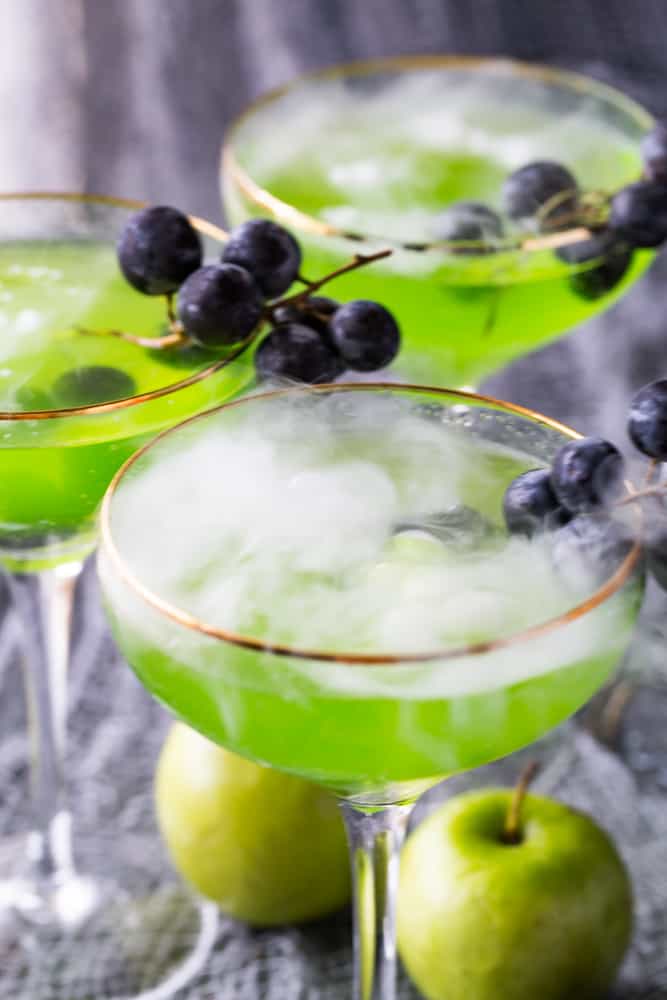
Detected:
[106,391,635,701]
[239,67,640,244]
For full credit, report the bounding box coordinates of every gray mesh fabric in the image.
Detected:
[0,563,665,998]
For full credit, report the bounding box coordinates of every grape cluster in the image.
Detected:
[116,209,400,385]
[503,378,667,591]
[433,123,667,301]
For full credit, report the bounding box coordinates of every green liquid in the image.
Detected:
[0,241,252,569]
[105,609,627,799]
[229,226,651,387]
[99,393,640,798]
[224,68,653,386]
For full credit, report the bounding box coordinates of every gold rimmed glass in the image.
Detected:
[222,55,654,388]
[98,382,643,1000]
[0,192,253,570]
[0,193,254,998]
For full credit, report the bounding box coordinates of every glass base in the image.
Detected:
[0,869,102,932]
[0,529,96,573]
[0,834,218,1000]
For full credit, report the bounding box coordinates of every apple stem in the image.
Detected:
[502,761,540,845]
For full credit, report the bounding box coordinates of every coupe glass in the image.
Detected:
[0,193,254,997]
[99,383,643,1000]
[222,56,654,388]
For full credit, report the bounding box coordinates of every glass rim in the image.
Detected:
[222,53,654,256]
[99,381,643,666]
[0,191,244,423]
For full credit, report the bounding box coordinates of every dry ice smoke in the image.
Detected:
[237,67,639,243]
[108,390,633,696]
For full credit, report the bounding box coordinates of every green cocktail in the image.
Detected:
[223,57,654,386]
[0,195,251,997]
[99,383,642,999]
[0,208,251,572]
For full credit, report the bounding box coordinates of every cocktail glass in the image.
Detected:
[0,194,253,996]
[99,382,643,999]
[222,56,654,388]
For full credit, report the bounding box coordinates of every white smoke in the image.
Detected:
[106,390,635,702]
[234,67,642,243]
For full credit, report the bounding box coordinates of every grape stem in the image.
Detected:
[165,292,177,325]
[78,248,393,350]
[615,482,667,507]
[266,248,393,317]
[534,187,609,234]
[534,187,580,229]
[644,457,660,487]
[76,288,192,350]
[521,226,593,252]
[76,323,189,350]
[502,760,539,845]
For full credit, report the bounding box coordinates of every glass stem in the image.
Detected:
[340,801,413,1000]
[7,561,83,882]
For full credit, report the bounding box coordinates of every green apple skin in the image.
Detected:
[397,789,633,1000]
[155,722,351,927]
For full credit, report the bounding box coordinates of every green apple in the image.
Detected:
[155,722,351,926]
[397,789,632,1000]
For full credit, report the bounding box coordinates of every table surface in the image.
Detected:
[1,572,666,998]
